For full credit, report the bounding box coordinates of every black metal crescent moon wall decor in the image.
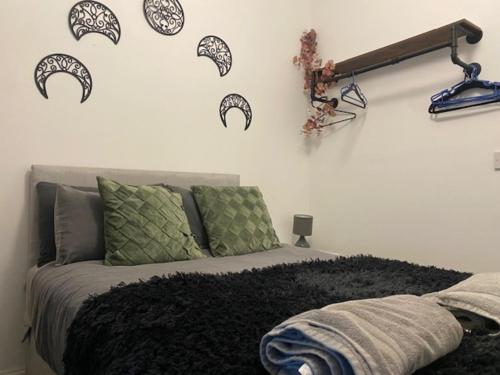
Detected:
[69,1,121,44]
[35,2,258,126]
[219,94,253,131]
[197,35,232,77]
[34,54,93,103]
[143,0,185,36]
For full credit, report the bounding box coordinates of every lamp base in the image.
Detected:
[294,235,310,248]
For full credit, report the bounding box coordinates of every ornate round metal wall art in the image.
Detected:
[197,35,232,77]
[34,54,93,103]
[69,1,121,44]
[219,94,252,131]
[143,0,185,36]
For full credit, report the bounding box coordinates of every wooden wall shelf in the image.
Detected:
[318,19,482,83]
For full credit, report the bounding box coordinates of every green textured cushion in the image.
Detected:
[97,177,205,266]
[192,186,281,256]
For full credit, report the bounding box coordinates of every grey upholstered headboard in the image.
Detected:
[28,165,240,266]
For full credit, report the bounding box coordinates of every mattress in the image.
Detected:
[26,245,337,375]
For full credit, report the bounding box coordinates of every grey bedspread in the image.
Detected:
[26,245,337,375]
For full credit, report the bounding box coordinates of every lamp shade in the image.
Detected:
[293,214,313,236]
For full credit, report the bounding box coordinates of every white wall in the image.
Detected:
[4,0,500,371]
[309,0,500,273]
[0,1,312,371]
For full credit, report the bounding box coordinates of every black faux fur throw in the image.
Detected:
[64,256,500,375]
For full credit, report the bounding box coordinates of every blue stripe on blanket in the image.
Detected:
[266,328,355,375]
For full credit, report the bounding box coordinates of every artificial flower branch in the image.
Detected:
[293,30,337,135]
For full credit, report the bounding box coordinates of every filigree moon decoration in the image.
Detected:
[197,35,232,77]
[143,0,184,36]
[219,94,252,131]
[69,1,121,44]
[34,54,93,103]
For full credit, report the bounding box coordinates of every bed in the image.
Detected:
[25,165,339,375]
[25,165,500,375]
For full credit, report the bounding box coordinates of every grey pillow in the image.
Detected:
[54,185,105,265]
[163,185,210,250]
[36,182,97,266]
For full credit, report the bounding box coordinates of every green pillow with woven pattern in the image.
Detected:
[192,186,281,257]
[97,177,205,266]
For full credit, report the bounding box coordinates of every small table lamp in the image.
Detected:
[293,214,313,248]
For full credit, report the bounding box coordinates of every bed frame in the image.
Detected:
[26,165,240,375]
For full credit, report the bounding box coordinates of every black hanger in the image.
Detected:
[311,102,356,127]
[309,71,357,127]
[324,108,357,126]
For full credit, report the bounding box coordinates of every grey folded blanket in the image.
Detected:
[260,295,463,375]
[424,272,500,334]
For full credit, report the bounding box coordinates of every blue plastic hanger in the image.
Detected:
[429,64,500,114]
[341,73,368,109]
[429,25,500,114]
